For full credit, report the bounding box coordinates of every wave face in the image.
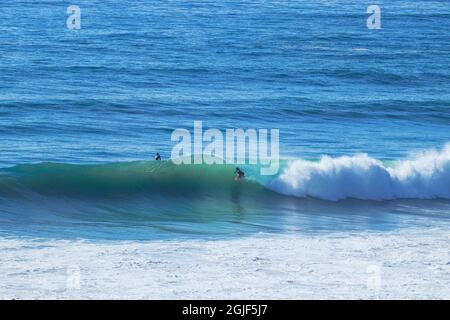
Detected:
[1,146,450,240]
[269,144,450,201]
[0,144,449,202]
[0,161,266,199]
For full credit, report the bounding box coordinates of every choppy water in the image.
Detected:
[0,0,449,240]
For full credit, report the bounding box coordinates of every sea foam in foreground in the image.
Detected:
[1,227,449,299]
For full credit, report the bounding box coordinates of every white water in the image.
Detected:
[0,228,449,299]
[269,143,450,201]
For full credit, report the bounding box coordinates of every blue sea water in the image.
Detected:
[0,0,449,240]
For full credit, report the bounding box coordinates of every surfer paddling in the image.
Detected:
[235,167,245,181]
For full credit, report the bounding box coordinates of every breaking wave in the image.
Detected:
[269,144,450,201]
[0,144,449,202]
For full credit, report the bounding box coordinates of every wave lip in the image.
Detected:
[268,144,450,201]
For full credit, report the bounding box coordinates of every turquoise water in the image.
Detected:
[0,1,449,239]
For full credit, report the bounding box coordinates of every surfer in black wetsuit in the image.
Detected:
[155,152,161,161]
[235,167,245,180]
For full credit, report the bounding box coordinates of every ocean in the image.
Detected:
[0,0,449,299]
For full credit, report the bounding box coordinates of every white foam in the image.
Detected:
[269,144,450,201]
[0,228,449,299]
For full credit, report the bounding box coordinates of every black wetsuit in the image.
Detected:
[235,169,244,179]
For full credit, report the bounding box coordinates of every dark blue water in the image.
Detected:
[0,0,449,240]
